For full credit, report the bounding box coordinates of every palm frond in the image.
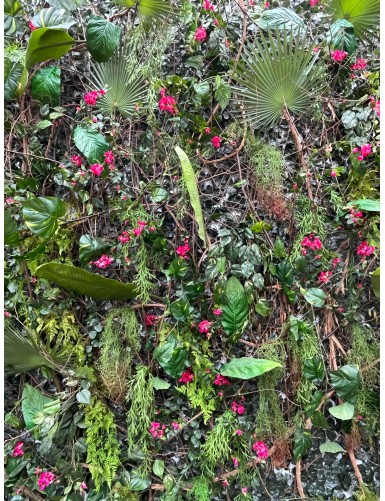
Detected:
[111,0,178,25]
[232,28,324,128]
[328,0,380,40]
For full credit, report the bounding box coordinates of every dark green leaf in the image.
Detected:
[330,364,361,404]
[86,16,121,63]
[326,19,356,54]
[303,356,324,383]
[170,298,190,321]
[6,458,29,477]
[73,126,110,164]
[303,288,326,307]
[329,402,355,421]
[22,384,53,430]
[168,258,189,278]
[273,238,286,258]
[311,411,330,429]
[293,428,311,462]
[26,28,75,70]
[275,259,294,286]
[304,390,324,417]
[153,459,165,478]
[4,210,19,246]
[163,347,188,377]
[31,66,61,106]
[129,473,151,491]
[35,263,137,300]
[31,8,77,29]
[214,76,231,110]
[21,196,65,239]
[220,358,281,379]
[221,276,249,340]
[153,337,177,366]
[79,235,111,264]
[4,58,28,100]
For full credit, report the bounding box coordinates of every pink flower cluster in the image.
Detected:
[198,320,212,334]
[214,374,230,386]
[150,422,166,438]
[84,89,105,106]
[104,150,114,165]
[301,234,323,255]
[212,136,222,148]
[145,314,157,326]
[71,155,83,167]
[356,241,375,258]
[133,220,152,237]
[231,401,245,415]
[318,270,332,283]
[351,58,367,71]
[118,231,130,244]
[159,87,178,115]
[92,255,113,269]
[12,442,24,457]
[352,143,372,161]
[332,257,341,268]
[213,308,222,315]
[171,421,180,430]
[252,440,269,460]
[203,0,215,10]
[309,0,320,6]
[179,368,194,384]
[37,471,55,491]
[195,27,207,42]
[90,163,104,176]
[348,207,364,224]
[331,50,348,62]
[176,239,191,259]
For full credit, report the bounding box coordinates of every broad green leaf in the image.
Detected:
[4,0,23,34]
[4,58,28,100]
[329,402,355,421]
[303,288,326,307]
[31,65,61,106]
[4,0,23,15]
[328,0,380,41]
[214,76,231,110]
[26,28,76,70]
[129,472,151,491]
[22,384,53,430]
[289,315,312,341]
[153,377,171,390]
[330,364,361,404]
[35,119,53,131]
[31,8,77,29]
[258,7,306,33]
[170,298,190,321]
[275,259,294,286]
[35,263,137,301]
[76,389,91,405]
[79,234,111,264]
[293,428,311,462]
[319,441,346,454]
[221,276,249,340]
[220,358,281,379]
[303,356,324,383]
[346,199,380,212]
[326,19,356,54]
[194,81,210,97]
[273,238,286,258]
[371,267,380,299]
[175,146,206,245]
[153,459,165,478]
[168,258,189,278]
[49,0,87,10]
[311,411,330,429]
[6,458,28,477]
[73,125,110,164]
[21,196,65,239]
[154,337,187,378]
[4,210,19,246]
[86,16,121,63]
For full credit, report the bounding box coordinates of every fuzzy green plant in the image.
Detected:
[201,411,236,474]
[188,476,211,501]
[354,485,380,501]
[97,307,140,401]
[84,399,121,492]
[133,241,156,303]
[176,378,217,424]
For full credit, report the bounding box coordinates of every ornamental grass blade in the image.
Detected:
[35,262,137,301]
[175,146,207,246]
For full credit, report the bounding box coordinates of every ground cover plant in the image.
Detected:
[3,0,380,499]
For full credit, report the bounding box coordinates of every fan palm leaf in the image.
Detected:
[111,0,177,25]
[328,0,380,41]
[232,28,324,128]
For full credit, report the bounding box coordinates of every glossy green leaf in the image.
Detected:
[49,0,87,10]
[79,235,111,264]
[275,259,294,287]
[347,199,380,212]
[170,298,190,321]
[303,356,324,383]
[371,267,380,299]
[86,16,121,63]
[311,411,330,429]
[153,336,187,378]
[26,28,76,70]
[330,364,361,404]
[329,402,355,421]
[175,147,206,245]
[303,288,326,307]
[4,0,23,34]
[21,196,65,239]
[22,384,53,430]
[221,276,249,340]
[129,473,151,491]
[293,428,311,462]
[31,65,61,106]
[4,58,28,100]
[153,377,171,390]
[153,459,165,478]
[35,263,137,300]
[328,0,380,41]
[31,7,77,29]
[326,19,356,54]
[168,258,189,278]
[258,7,306,33]
[319,441,346,454]
[154,336,177,366]
[73,125,110,164]
[220,357,281,379]
[215,75,231,110]
[4,210,19,246]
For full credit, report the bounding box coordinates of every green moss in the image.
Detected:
[354,485,380,501]
[188,476,211,501]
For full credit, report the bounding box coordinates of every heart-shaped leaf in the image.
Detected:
[31,65,61,106]
[73,125,110,164]
[329,402,355,421]
[303,288,326,307]
[303,356,324,383]
[35,263,137,301]
[220,358,281,379]
[330,364,361,404]
[319,441,345,454]
[26,28,75,70]
[170,298,190,321]
[221,276,249,340]
[21,196,65,239]
[86,16,121,63]
[4,210,20,246]
[31,7,77,29]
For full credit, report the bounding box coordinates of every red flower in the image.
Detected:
[356,241,375,258]
[176,239,191,259]
[309,0,319,6]
[212,136,222,148]
[71,155,83,167]
[318,271,332,283]
[29,20,36,31]
[198,320,212,334]
[252,440,269,460]
[37,471,55,491]
[179,368,194,384]
[331,50,348,62]
[214,374,230,386]
[12,442,24,457]
[90,164,104,176]
[195,27,207,42]
[92,255,113,269]
[84,91,99,106]
[104,150,114,165]
[145,314,157,326]
[351,58,367,71]
[202,0,215,10]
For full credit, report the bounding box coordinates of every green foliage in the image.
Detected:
[232,28,324,127]
[201,411,236,473]
[133,240,155,302]
[85,399,121,491]
[220,357,281,379]
[31,66,61,106]
[31,7,77,29]
[177,376,217,424]
[371,267,380,299]
[112,0,177,25]
[4,210,19,245]
[221,276,249,341]
[328,0,380,40]
[79,234,111,265]
[245,134,284,193]
[73,125,110,163]
[354,485,380,501]
[21,196,65,239]
[188,476,211,501]
[293,427,311,462]
[25,27,75,69]
[330,365,362,405]
[258,7,306,33]
[86,16,121,63]
[21,384,55,430]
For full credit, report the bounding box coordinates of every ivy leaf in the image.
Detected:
[4,210,19,246]
[303,356,324,383]
[330,364,361,404]
[73,125,110,164]
[220,358,281,380]
[303,288,326,307]
[31,66,61,106]
[319,441,346,454]
[215,75,231,110]
[21,384,53,430]
[293,428,311,462]
[221,276,249,341]
[35,263,137,301]
[21,196,65,239]
[86,16,121,63]
[31,7,77,29]
[153,377,171,390]
[153,459,165,478]
[170,298,190,321]
[26,28,75,70]
[76,389,91,405]
[329,402,355,421]
[371,267,380,299]
[79,235,111,265]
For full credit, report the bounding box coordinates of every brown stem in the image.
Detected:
[346,434,363,485]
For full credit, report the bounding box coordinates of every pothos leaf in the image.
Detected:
[329,364,361,404]
[303,356,324,383]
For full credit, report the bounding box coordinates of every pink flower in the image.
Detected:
[235,429,243,436]
[213,308,222,315]
[309,0,319,6]
[318,271,332,283]
[145,315,157,327]
[212,136,222,148]
[198,320,212,334]
[195,27,207,42]
[357,155,364,161]
[352,147,360,153]
[29,20,36,31]
[159,93,178,115]
[214,18,219,26]
[4,311,11,317]
[71,155,83,167]
[223,479,229,487]
[338,307,344,313]
[104,150,114,165]
[214,374,230,386]
[171,422,180,430]
[313,47,320,53]
[332,257,341,268]
[356,241,375,258]
[81,483,87,490]
[331,50,348,62]
[357,415,363,421]
[205,127,211,133]
[301,234,323,254]
[360,144,372,158]
[176,239,191,259]
[84,91,99,106]
[203,0,215,10]
[149,422,166,438]
[231,401,245,414]
[249,0,255,5]
[252,440,269,460]
[92,255,113,269]
[37,471,55,491]
[35,467,42,475]
[179,368,194,384]
[225,39,230,48]
[98,89,106,96]
[90,163,104,176]
[241,487,248,495]
[118,231,130,244]
[12,442,24,457]
[233,457,239,467]
[351,58,367,71]
[264,1,270,7]
[330,170,337,177]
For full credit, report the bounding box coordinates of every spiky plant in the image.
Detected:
[112,0,177,26]
[328,0,380,41]
[232,28,324,128]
